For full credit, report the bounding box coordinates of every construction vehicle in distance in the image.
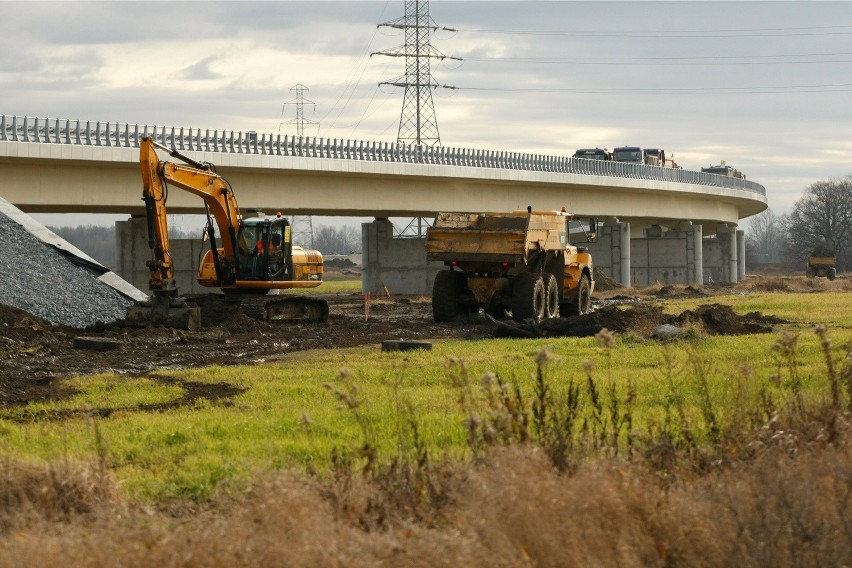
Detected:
[701,163,746,179]
[612,146,666,166]
[572,148,611,161]
[806,245,837,280]
[125,137,328,330]
[425,208,596,323]
[612,146,645,164]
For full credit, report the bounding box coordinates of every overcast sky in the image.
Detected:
[4,0,852,229]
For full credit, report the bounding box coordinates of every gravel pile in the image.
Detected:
[0,206,141,329]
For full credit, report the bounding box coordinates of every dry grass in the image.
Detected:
[1,412,849,567]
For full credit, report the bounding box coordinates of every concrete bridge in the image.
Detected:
[0,115,768,294]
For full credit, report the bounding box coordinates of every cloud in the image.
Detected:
[4,0,852,218]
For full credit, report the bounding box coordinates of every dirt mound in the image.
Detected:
[658,285,705,298]
[674,304,784,335]
[494,303,785,339]
[592,267,622,291]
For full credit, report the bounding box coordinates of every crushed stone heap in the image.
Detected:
[0,197,147,329]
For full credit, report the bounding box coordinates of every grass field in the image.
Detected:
[1,291,850,501]
[1,289,850,566]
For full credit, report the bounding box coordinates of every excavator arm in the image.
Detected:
[139,136,243,291]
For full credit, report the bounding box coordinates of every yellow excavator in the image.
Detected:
[125,137,328,330]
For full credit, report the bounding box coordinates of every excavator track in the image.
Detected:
[238,295,329,323]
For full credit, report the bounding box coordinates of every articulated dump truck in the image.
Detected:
[426,210,596,323]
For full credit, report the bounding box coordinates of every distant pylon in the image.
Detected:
[372,0,459,146]
[280,85,317,247]
[289,215,314,248]
[279,84,319,137]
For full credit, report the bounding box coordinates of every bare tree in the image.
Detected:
[48,225,116,267]
[312,224,361,255]
[787,176,852,269]
[745,209,789,265]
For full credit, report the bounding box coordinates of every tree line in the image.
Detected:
[48,223,363,269]
[746,175,852,271]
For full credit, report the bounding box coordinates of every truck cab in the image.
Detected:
[612,146,644,164]
[572,148,611,161]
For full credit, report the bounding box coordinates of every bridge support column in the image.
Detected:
[115,216,208,295]
[629,221,704,287]
[737,229,746,281]
[361,219,443,295]
[586,219,631,287]
[701,223,741,284]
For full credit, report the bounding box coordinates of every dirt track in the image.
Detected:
[4,275,842,409]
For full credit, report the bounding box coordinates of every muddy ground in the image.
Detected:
[2,273,839,409]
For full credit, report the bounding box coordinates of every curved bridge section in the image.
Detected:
[0,115,766,231]
[0,116,769,291]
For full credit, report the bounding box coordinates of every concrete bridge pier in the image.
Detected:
[586,219,632,287]
[116,216,209,296]
[701,223,744,284]
[624,221,704,287]
[361,218,443,296]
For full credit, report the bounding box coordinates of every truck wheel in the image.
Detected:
[563,274,592,316]
[542,273,560,319]
[512,273,546,322]
[828,267,837,281]
[432,270,461,323]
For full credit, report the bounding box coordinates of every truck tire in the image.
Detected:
[562,274,592,316]
[432,270,462,323]
[512,272,546,322]
[542,273,560,319]
[828,267,837,281]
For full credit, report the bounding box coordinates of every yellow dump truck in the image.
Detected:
[425,210,596,323]
[806,255,837,280]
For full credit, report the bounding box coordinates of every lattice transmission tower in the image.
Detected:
[279,84,317,247]
[372,0,459,146]
[279,84,319,138]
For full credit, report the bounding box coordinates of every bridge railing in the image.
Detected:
[0,115,765,196]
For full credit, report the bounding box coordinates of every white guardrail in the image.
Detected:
[0,115,765,196]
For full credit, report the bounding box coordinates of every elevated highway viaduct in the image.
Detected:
[0,116,768,295]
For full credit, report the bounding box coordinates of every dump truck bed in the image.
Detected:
[425,212,568,263]
[808,256,837,268]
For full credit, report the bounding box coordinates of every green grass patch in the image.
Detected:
[290,279,362,295]
[1,292,850,502]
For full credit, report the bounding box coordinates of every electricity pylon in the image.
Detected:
[371,0,459,147]
[279,84,319,137]
[279,84,317,247]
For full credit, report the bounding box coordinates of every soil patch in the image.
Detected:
[0,288,788,411]
[495,303,785,339]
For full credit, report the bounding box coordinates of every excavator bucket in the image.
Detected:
[264,297,329,323]
[124,297,201,331]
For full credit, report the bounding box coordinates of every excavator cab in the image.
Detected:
[235,217,292,282]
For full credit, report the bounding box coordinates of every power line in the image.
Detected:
[457,82,852,95]
[458,24,852,39]
[464,55,852,67]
